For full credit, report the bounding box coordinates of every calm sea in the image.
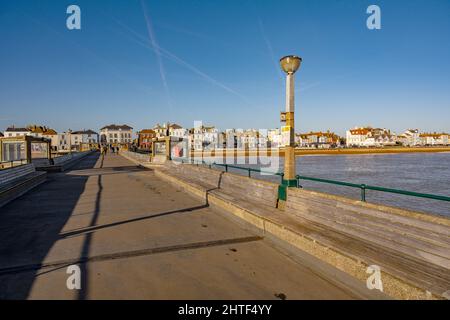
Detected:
[205,152,450,217]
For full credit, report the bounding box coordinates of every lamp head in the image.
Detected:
[280,55,302,74]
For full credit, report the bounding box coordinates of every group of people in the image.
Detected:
[101,145,119,156]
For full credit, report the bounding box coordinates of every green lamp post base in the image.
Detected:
[278,179,298,201]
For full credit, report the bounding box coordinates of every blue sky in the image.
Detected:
[0,0,449,135]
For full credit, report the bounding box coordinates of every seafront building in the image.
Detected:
[192,125,220,151]
[3,125,59,150]
[419,133,449,146]
[70,130,99,151]
[235,129,268,149]
[137,129,156,150]
[296,131,340,149]
[346,127,397,147]
[397,129,421,146]
[3,126,32,138]
[100,124,133,146]
[267,129,282,148]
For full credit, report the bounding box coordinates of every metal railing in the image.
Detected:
[177,158,285,182]
[174,158,450,204]
[295,175,450,203]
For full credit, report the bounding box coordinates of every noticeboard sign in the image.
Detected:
[280,126,291,147]
[154,141,166,156]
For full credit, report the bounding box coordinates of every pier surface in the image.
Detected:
[0,152,383,299]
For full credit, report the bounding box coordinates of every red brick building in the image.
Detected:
[137,129,156,150]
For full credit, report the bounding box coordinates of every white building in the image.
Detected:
[267,129,282,148]
[191,125,220,151]
[296,131,340,148]
[168,124,188,139]
[71,130,99,148]
[3,125,59,150]
[236,129,268,149]
[151,123,188,140]
[398,129,421,146]
[3,127,32,137]
[346,127,396,147]
[419,133,449,146]
[100,124,133,145]
[57,131,71,151]
[223,129,238,149]
[346,128,370,146]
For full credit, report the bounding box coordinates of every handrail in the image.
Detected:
[295,175,450,203]
[172,157,450,204]
[174,158,284,182]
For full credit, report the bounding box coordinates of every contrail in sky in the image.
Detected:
[257,17,284,83]
[109,14,251,105]
[140,0,172,111]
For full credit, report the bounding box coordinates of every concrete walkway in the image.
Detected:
[0,152,379,299]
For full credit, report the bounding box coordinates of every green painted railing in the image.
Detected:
[295,175,450,203]
[177,158,284,182]
[174,158,450,204]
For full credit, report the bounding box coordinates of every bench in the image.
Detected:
[0,164,36,186]
[160,163,282,223]
[35,151,93,172]
[53,154,72,165]
[157,163,450,299]
[285,187,450,299]
[0,164,47,208]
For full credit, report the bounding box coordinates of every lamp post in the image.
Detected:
[280,55,302,188]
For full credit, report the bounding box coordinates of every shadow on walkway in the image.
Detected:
[0,152,101,299]
[0,152,211,299]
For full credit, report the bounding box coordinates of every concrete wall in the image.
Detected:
[53,154,72,165]
[166,163,279,208]
[120,150,151,163]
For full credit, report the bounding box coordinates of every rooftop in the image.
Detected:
[5,127,31,132]
[101,124,133,131]
[72,129,98,135]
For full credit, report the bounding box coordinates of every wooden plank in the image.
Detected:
[288,191,450,235]
[287,199,450,248]
[273,212,450,295]
[287,202,450,264]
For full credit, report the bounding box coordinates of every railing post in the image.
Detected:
[225,164,228,172]
[361,184,366,202]
[248,168,251,178]
[296,175,302,188]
